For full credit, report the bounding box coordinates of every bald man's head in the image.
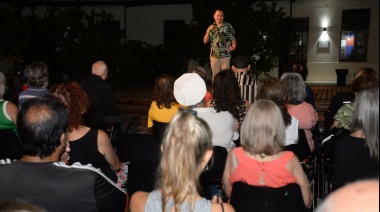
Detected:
[92,61,108,80]
[316,180,379,212]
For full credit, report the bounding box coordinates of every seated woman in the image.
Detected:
[0,72,19,135]
[147,74,180,145]
[0,72,21,160]
[130,110,234,212]
[255,76,310,161]
[147,74,180,128]
[222,99,313,209]
[206,69,249,127]
[332,88,379,191]
[50,81,121,183]
[280,73,318,153]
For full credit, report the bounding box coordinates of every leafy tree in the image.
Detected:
[188,0,291,76]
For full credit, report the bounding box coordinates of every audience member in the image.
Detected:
[231,55,256,105]
[281,72,318,153]
[222,99,313,208]
[332,88,379,190]
[130,110,234,212]
[0,96,127,211]
[0,72,19,135]
[282,61,315,108]
[207,69,248,127]
[188,65,213,102]
[316,179,379,212]
[18,62,49,107]
[330,71,379,130]
[147,74,179,128]
[324,67,378,129]
[81,61,131,133]
[174,73,238,151]
[255,76,311,161]
[50,81,121,184]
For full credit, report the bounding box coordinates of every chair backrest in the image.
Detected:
[83,105,110,131]
[117,133,160,196]
[200,146,228,184]
[152,120,169,147]
[230,181,307,212]
[0,129,22,160]
[297,129,312,162]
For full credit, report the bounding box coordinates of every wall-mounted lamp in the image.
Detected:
[323,27,327,31]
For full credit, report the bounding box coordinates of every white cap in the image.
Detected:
[174,73,207,106]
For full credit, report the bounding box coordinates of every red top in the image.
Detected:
[205,91,213,103]
[230,147,297,189]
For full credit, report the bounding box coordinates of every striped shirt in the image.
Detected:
[235,72,256,105]
[18,87,49,107]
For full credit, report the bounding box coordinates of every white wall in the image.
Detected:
[276,0,379,84]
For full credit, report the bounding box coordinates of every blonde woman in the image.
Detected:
[222,100,313,209]
[130,110,235,212]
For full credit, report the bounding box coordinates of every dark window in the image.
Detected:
[339,9,370,62]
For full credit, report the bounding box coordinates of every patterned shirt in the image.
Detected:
[209,22,235,59]
[334,103,354,130]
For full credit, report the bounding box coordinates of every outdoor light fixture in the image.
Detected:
[323,27,327,31]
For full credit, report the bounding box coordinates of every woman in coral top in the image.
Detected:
[222,99,313,209]
[280,72,318,153]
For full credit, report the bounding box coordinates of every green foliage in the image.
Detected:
[188,0,291,76]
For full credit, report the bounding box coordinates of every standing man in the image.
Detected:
[203,9,237,82]
[81,61,131,133]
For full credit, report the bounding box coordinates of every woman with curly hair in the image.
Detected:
[147,74,180,129]
[206,69,249,127]
[130,110,235,212]
[50,81,121,183]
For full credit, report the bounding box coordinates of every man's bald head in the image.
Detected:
[316,180,379,212]
[92,61,108,80]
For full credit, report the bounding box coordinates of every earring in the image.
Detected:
[202,164,209,171]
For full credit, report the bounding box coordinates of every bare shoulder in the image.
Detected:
[5,101,18,115]
[211,202,235,212]
[287,153,302,174]
[97,130,110,143]
[130,191,150,212]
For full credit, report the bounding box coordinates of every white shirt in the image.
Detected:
[193,107,238,151]
[285,116,299,146]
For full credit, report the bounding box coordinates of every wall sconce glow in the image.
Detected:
[320,31,329,41]
[321,17,330,28]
